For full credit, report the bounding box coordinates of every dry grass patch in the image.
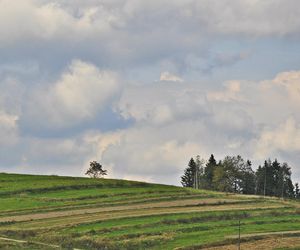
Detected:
[205,236,300,250]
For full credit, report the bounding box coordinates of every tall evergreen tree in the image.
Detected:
[272,159,282,196]
[280,162,294,198]
[181,158,197,188]
[204,154,217,189]
[255,159,294,198]
[295,183,300,199]
[255,165,265,195]
[240,160,256,194]
[181,155,295,198]
[256,159,276,196]
[264,159,273,196]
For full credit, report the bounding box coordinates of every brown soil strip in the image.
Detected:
[5,203,285,230]
[0,194,213,218]
[0,198,242,223]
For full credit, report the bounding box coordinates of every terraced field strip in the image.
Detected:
[205,236,300,250]
[5,201,286,230]
[227,230,300,239]
[0,193,216,217]
[0,173,299,250]
[0,198,243,223]
[62,207,297,234]
[0,236,60,249]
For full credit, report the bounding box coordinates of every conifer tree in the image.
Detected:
[295,183,300,199]
[204,154,217,189]
[181,158,196,188]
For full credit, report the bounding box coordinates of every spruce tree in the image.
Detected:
[255,165,265,195]
[181,158,196,188]
[240,160,256,194]
[295,183,300,199]
[255,159,295,198]
[204,154,217,189]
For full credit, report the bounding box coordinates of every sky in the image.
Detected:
[1,0,300,185]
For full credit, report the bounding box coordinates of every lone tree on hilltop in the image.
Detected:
[85,161,107,178]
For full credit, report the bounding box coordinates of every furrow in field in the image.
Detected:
[204,236,300,250]
[0,198,242,223]
[0,193,212,217]
[4,202,286,230]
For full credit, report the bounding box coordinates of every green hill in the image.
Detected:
[0,173,299,249]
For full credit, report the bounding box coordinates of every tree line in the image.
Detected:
[181,154,300,199]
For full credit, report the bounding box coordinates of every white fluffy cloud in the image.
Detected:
[25,60,120,129]
[2,1,300,40]
[271,71,300,104]
[3,67,300,184]
[86,124,208,183]
[207,81,242,102]
[95,69,300,183]
[117,82,208,125]
[160,72,183,82]
[53,60,119,122]
[255,117,300,158]
[0,0,111,46]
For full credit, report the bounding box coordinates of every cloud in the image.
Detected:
[271,70,300,104]
[1,1,300,184]
[108,69,300,183]
[11,1,300,38]
[0,111,19,146]
[0,0,111,46]
[1,0,300,74]
[89,125,207,183]
[0,77,21,146]
[255,117,300,159]
[23,60,120,130]
[186,52,250,74]
[117,82,208,125]
[207,81,242,102]
[160,71,183,82]
[2,67,300,184]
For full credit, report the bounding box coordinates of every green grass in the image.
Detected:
[0,173,299,249]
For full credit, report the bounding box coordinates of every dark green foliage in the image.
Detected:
[212,155,255,194]
[203,154,217,189]
[255,159,294,198]
[182,155,296,199]
[240,160,256,194]
[181,158,196,187]
[295,183,299,197]
[255,164,266,195]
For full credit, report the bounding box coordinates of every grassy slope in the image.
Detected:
[0,173,299,250]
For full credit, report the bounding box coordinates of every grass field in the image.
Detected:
[0,173,299,249]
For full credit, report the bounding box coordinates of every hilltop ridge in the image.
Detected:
[0,173,299,249]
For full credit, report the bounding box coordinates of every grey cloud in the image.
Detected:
[117,82,210,126]
[1,0,300,73]
[22,60,121,130]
